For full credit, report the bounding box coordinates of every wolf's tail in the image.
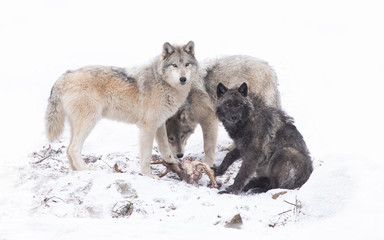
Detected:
[45,78,65,141]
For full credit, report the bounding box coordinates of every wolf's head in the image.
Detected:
[159,41,198,87]
[166,106,197,158]
[216,82,252,128]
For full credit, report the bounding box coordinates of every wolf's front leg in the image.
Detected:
[200,115,219,167]
[155,124,179,165]
[212,148,241,176]
[229,151,261,194]
[139,126,157,178]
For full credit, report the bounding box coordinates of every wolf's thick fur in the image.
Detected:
[166,55,281,166]
[165,94,198,159]
[213,83,312,194]
[45,41,198,177]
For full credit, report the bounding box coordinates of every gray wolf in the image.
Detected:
[213,82,313,194]
[45,41,198,177]
[165,94,198,159]
[166,55,281,166]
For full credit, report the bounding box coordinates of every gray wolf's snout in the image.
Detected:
[180,76,187,84]
[231,115,238,121]
[176,153,184,158]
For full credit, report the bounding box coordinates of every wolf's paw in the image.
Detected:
[164,156,180,165]
[218,185,240,195]
[72,162,91,171]
[211,165,225,176]
[218,143,235,152]
[151,175,160,180]
[142,171,160,180]
[218,189,231,194]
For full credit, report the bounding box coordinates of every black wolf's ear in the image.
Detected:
[183,41,195,56]
[217,83,228,98]
[162,42,175,59]
[238,82,248,97]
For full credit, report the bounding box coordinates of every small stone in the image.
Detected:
[271,191,287,199]
[224,214,243,229]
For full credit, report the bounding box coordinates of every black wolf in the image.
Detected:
[213,82,313,194]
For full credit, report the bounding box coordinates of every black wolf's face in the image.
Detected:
[216,82,251,128]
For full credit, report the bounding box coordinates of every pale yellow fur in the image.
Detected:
[45,41,198,177]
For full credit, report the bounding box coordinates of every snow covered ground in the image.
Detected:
[1,1,384,239]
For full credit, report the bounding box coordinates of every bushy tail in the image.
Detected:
[45,80,65,141]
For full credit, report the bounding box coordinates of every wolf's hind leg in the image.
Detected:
[269,147,312,189]
[67,116,98,171]
[243,177,271,194]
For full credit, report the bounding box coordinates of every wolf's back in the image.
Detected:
[45,77,65,141]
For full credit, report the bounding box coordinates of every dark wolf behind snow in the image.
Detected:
[214,82,312,194]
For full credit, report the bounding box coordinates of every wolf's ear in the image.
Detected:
[178,109,188,124]
[162,42,175,59]
[183,41,195,56]
[217,83,228,98]
[238,82,248,97]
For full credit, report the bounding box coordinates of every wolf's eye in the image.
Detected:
[183,130,192,135]
[168,136,175,143]
[172,64,178,68]
[185,63,190,67]
[181,135,185,140]
[224,102,231,107]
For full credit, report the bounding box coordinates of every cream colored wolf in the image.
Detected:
[45,41,198,177]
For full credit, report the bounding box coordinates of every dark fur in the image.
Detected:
[214,83,313,194]
[110,67,136,82]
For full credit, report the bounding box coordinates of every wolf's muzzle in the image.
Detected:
[179,77,187,85]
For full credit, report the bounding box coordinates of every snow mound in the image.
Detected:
[17,137,353,231]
